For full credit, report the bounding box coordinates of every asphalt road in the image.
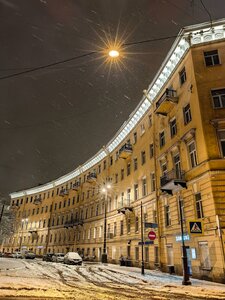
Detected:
[0,258,225,300]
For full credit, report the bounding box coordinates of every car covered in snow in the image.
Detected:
[52,253,65,263]
[24,251,36,259]
[63,252,82,265]
[14,252,23,259]
[42,253,54,262]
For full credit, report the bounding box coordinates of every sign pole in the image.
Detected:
[178,195,191,285]
[141,202,145,275]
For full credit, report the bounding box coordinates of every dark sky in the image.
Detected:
[0,0,225,202]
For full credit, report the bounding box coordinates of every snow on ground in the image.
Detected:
[0,258,225,299]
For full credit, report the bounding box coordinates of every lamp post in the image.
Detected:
[178,195,191,285]
[141,202,145,275]
[101,183,111,263]
[19,218,28,251]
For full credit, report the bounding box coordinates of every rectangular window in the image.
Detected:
[173,153,181,178]
[142,178,147,197]
[179,67,186,85]
[135,216,139,232]
[121,169,124,180]
[204,50,220,66]
[159,131,165,148]
[165,205,171,226]
[127,188,131,205]
[110,156,113,165]
[188,141,197,168]
[218,130,225,156]
[195,193,204,219]
[127,218,131,233]
[141,151,146,165]
[145,247,149,262]
[134,184,139,200]
[133,158,138,171]
[133,132,137,144]
[103,160,106,170]
[140,123,145,135]
[151,173,156,192]
[149,143,154,158]
[199,242,211,269]
[148,114,152,127]
[183,103,192,124]
[135,247,139,260]
[170,118,177,138]
[154,246,159,264]
[211,89,225,108]
[113,222,117,236]
[120,220,124,236]
[127,162,131,176]
[115,173,118,183]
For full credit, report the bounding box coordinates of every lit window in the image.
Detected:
[179,67,186,85]
[204,50,220,66]
[211,89,225,108]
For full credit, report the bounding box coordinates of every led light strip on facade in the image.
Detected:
[10,19,225,199]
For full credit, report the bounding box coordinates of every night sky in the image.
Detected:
[0,0,225,202]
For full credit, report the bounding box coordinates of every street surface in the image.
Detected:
[0,258,225,299]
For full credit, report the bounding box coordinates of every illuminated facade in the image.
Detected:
[3,19,225,282]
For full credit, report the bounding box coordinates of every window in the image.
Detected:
[110,156,113,165]
[165,205,171,226]
[127,162,131,176]
[98,164,101,174]
[121,192,124,207]
[154,246,159,264]
[188,141,197,168]
[115,173,118,183]
[173,153,181,178]
[133,132,137,144]
[195,193,204,219]
[142,178,147,197]
[121,169,124,181]
[151,173,156,192]
[211,89,225,108]
[183,103,192,124]
[141,151,146,165]
[135,216,139,232]
[179,67,186,85]
[140,123,145,135]
[199,242,211,269]
[159,131,165,148]
[120,220,124,235]
[127,188,131,205]
[149,143,154,158]
[218,130,225,156]
[134,184,138,200]
[103,160,106,170]
[133,158,138,171]
[113,222,117,236]
[170,118,177,138]
[127,218,131,233]
[135,247,139,260]
[148,114,152,127]
[145,247,149,262]
[204,50,220,66]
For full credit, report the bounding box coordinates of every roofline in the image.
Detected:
[10,18,225,199]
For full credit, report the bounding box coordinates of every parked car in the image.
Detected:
[52,253,65,263]
[0,252,3,257]
[3,252,13,258]
[14,252,23,259]
[64,252,82,265]
[24,251,36,259]
[43,253,54,262]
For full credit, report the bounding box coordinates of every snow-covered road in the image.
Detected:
[0,258,225,299]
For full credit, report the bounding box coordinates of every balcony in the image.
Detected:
[34,196,42,205]
[87,172,97,183]
[155,89,178,116]
[160,169,187,194]
[72,182,80,191]
[64,219,84,228]
[117,199,133,214]
[119,143,133,159]
[59,188,69,197]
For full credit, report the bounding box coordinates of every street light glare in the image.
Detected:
[109,49,119,58]
[106,184,111,189]
[102,188,106,193]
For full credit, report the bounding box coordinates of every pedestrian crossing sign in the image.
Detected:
[188,220,204,236]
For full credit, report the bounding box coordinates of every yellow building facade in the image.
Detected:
[3,19,225,283]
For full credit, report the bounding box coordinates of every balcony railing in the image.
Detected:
[72,182,80,190]
[64,219,84,228]
[160,169,186,192]
[117,199,133,214]
[87,172,97,183]
[34,196,42,205]
[155,89,178,115]
[119,143,133,159]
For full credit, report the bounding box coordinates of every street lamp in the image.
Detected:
[101,183,111,263]
[108,49,120,58]
[19,218,28,251]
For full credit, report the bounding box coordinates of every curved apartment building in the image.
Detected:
[3,19,225,282]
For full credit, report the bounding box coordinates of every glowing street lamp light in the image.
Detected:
[108,49,120,58]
